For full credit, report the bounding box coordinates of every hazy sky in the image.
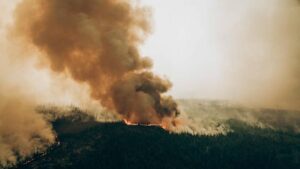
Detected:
[139,0,300,109]
[1,0,300,109]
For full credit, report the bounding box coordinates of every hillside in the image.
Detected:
[13,107,300,169]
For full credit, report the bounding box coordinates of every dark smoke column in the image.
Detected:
[13,0,180,125]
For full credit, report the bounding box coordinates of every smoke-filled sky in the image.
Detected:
[1,0,300,110]
[140,0,300,109]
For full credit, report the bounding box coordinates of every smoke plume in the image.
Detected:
[0,94,55,167]
[12,0,180,125]
[0,2,56,166]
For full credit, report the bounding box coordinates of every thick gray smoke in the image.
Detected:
[0,1,56,167]
[0,0,180,166]
[0,94,55,167]
[13,0,179,125]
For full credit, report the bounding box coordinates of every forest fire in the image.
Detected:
[123,119,161,127]
[13,0,180,128]
[123,116,181,131]
[123,119,138,126]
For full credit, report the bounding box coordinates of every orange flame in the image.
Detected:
[123,119,138,126]
[123,117,180,131]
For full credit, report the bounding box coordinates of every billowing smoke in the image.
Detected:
[12,0,179,125]
[0,1,55,166]
[0,94,55,167]
[0,0,180,166]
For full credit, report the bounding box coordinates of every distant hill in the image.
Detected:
[177,99,300,134]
